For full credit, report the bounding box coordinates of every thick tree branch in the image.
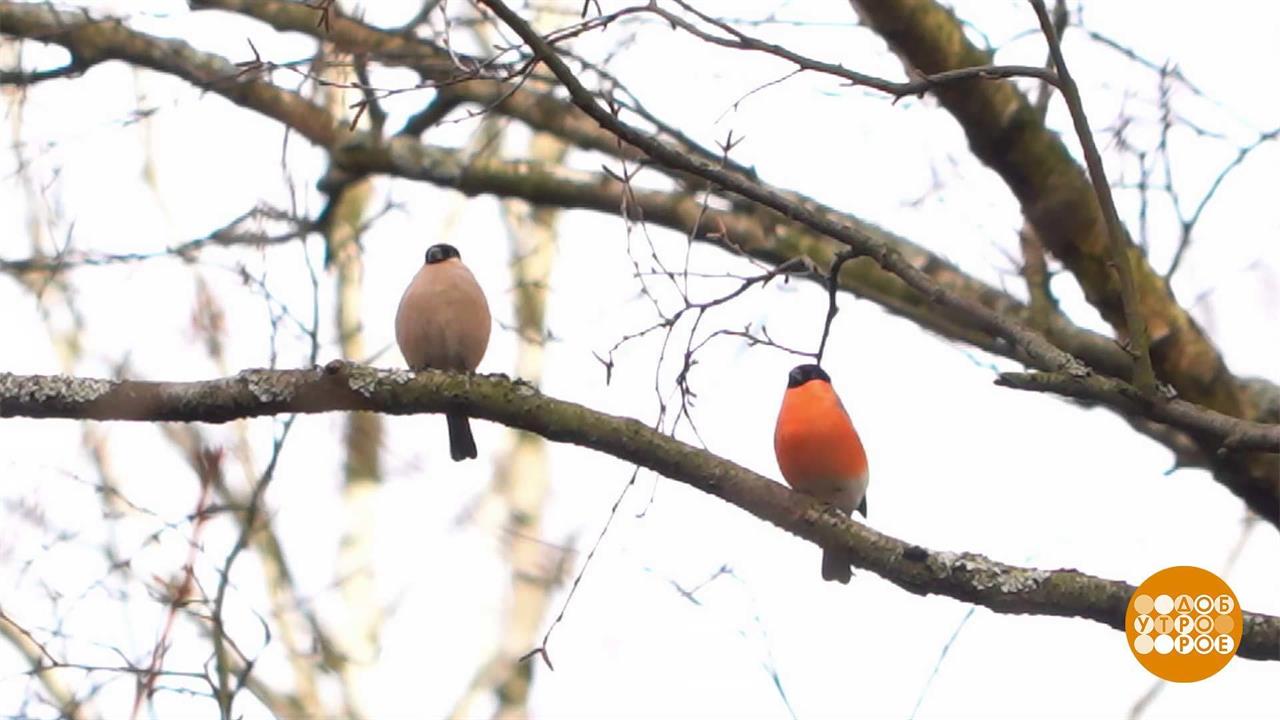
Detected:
[845,0,1206,394]
[0,2,342,146]
[845,0,1279,517]
[1,365,1276,661]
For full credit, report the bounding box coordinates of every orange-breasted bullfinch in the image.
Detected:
[774,363,869,584]
[395,243,491,461]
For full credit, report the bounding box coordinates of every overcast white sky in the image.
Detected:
[2,1,1277,718]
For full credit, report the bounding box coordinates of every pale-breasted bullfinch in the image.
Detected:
[395,243,491,461]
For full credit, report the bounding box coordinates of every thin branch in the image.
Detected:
[0,610,91,720]
[816,251,856,366]
[1165,126,1279,280]
[996,371,1280,453]
[1027,0,1155,394]
[211,416,298,719]
[131,449,219,720]
[1017,0,1064,338]
[0,64,82,85]
[647,0,1059,97]
[0,207,313,276]
[1082,30,1212,101]
[522,466,640,670]
[909,607,977,720]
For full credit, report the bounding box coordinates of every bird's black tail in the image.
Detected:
[447,413,477,461]
[821,548,853,584]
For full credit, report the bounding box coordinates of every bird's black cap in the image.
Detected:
[425,243,461,264]
[787,363,831,389]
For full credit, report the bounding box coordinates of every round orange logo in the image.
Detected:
[1126,566,1241,682]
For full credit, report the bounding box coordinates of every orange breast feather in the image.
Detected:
[774,381,868,493]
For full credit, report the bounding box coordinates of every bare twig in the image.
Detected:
[650,0,1060,97]
[0,64,82,85]
[0,206,313,277]
[1027,0,1156,394]
[521,466,640,670]
[0,610,90,719]
[210,416,298,719]
[1165,126,1279,280]
[816,251,857,366]
[995,371,1279,452]
[131,448,219,720]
